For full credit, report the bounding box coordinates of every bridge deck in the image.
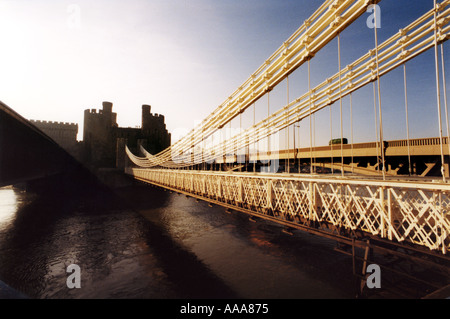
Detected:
[126,167,450,256]
[0,101,79,187]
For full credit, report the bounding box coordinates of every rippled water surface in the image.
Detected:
[0,182,357,299]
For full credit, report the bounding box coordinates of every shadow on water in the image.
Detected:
[2,169,441,299]
[115,184,356,299]
[114,184,240,299]
[0,169,124,297]
[0,169,239,298]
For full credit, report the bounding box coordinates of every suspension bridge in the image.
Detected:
[124,0,450,295]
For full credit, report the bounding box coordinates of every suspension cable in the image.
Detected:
[350,93,354,174]
[330,102,334,174]
[254,102,256,173]
[309,59,313,175]
[239,104,242,172]
[373,81,380,174]
[374,4,386,180]
[313,112,316,173]
[267,91,270,158]
[296,87,300,173]
[441,43,450,170]
[287,76,290,173]
[338,32,344,177]
[130,3,450,170]
[434,0,447,182]
[403,63,412,176]
[229,121,232,170]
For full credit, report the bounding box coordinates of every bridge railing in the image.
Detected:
[387,137,449,148]
[126,167,450,254]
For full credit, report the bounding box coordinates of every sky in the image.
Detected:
[0,0,448,148]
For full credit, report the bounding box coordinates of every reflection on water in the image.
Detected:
[115,186,356,299]
[0,187,26,228]
[0,184,178,298]
[0,182,357,299]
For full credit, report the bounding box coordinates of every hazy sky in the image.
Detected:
[0,0,448,146]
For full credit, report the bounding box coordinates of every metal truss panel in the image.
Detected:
[126,168,450,255]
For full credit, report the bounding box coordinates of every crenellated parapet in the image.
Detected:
[142,105,168,130]
[30,119,78,128]
[29,119,79,152]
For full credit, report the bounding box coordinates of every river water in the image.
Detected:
[0,180,359,299]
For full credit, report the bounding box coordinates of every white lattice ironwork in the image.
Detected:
[127,167,450,254]
[123,1,450,257]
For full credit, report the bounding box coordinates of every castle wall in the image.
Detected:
[29,120,78,152]
[29,101,171,169]
[82,102,119,168]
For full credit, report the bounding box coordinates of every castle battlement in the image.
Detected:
[145,112,164,118]
[151,113,164,120]
[30,119,78,127]
[84,108,98,114]
[29,118,79,153]
[85,101,114,116]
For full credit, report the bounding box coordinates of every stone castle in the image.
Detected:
[83,101,171,168]
[29,120,79,155]
[30,101,171,169]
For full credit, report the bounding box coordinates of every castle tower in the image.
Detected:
[83,101,118,168]
[103,101,113,113]
[142,104,151,131]
[82,101,170,168]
